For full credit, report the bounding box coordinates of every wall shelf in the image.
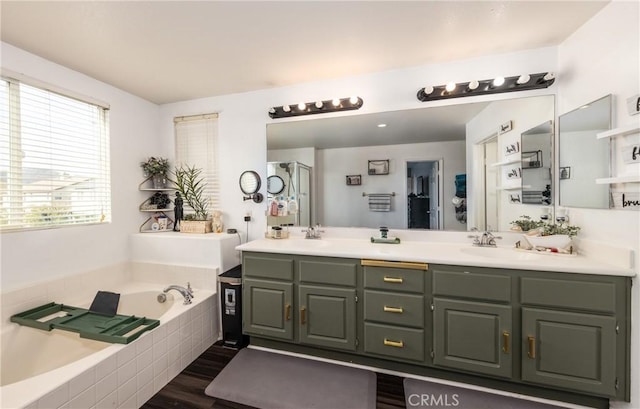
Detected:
[595,175,640,184]
[596,123,640,139]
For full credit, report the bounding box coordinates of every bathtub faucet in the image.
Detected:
[163,284,193,305]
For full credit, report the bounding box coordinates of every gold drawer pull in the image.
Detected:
[502,331,510,354]
[383,338,404,348]
[527,336,536,359]
[285,304,291,321]
[300,307,306,325]
[383,306,404,314]
[362,259,428,270]
[383,276,403,284]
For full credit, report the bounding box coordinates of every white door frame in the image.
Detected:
[405,158,444,230]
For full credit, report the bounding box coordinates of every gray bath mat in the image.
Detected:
[205,348,377,409]
[404,378,564,409]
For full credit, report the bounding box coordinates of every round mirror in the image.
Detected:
[267,175,285,195]
[239,170,261,194]
[239,170,264,203]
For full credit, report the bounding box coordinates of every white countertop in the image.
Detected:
[236,231,635,277]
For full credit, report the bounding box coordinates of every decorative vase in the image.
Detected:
[152,174,166,189]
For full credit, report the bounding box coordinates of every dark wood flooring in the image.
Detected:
[142,341,406,409]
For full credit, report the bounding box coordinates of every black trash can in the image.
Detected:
[218,265,248,348]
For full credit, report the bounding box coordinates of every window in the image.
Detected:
[0,78,111,232]
[174,114,219,211]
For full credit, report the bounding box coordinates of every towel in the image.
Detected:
[368,194,392,212]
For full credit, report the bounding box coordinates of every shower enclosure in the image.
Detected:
[266,161,312,227]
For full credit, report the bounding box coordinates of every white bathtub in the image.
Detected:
[0,282,217,409]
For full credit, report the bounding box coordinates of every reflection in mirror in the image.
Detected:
[267,95,554,232]
[559,95,611,209]
[266,161,311,227]
[521,121,553,205]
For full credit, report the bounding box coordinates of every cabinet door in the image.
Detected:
[298,285,356,351]
[522,308,617,397]
[433,298,512,379]
[243,278,293,341]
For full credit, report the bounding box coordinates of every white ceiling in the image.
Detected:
[0,1,608,105]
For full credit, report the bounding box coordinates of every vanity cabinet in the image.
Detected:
[432,266,513,379]
[242,253,294,340]
[520,276,626,397]
[242,253,358,351]
[362,261,428,363]
[242,251,631,405]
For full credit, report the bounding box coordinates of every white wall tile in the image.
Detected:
[37,383,68,409]
[135,332,153,353]
[153,353,168,377]
[136,380,154,408]
[152,337,167,360]
[136,347,153,371]
[153,369,167,393]
[116,345,136,368]
[69,368,96,398]
[95,390,118,409]
[95,372,118,403]
[117,360,137,386]
[67,386,96,409]
[117,377,137,406]
[95,357,117,382]
[137,365,154,390]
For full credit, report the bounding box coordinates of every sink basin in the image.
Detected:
[460,246,542,261]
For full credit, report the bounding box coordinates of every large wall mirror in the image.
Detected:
[559,95,611,209]
[267,95,554,232]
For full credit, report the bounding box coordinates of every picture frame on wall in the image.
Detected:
[368,159,389,175]
[346,174,361,185]
[560,166,571,179]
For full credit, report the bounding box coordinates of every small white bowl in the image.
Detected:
[523,234,572,249]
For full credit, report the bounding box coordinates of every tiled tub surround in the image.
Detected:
[0,262,220,409]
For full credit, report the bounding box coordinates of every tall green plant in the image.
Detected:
[173,165,209,221]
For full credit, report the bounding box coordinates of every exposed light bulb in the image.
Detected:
[445,82,456,92]
[297,102,306,110]
[467,80,479,91]
[492,77,505,87]
[543,72,555,81]
[315,101,323,109]
[268,107,276,114]
[282,105,291,113]
[377,123,387,128]
[516,74,530,85]
[349,96,359,105]
[423,86,434,95]
[332,98,341,107]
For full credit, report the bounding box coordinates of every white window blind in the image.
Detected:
[174,114,219,212]
[0,78,111,232]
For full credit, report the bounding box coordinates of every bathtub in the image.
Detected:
[0,282,217,409]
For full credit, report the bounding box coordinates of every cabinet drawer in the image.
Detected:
[433,268,511,302]
[299,258,357,287]
[364,266,425,293]
[243,253,294,281]
[364,323,424,362]
[521,277,616,313]
[364,290,424,328]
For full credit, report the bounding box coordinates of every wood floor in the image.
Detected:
[142,341,406,409]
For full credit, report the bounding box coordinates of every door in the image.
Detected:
[298,284,357,351]
[521,308,617,396]
[243,278,294,341]
[433,298,512,378]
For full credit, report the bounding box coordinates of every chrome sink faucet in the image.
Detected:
[163,283,193,305]
[468,228,502,247]
[303,224,324,239]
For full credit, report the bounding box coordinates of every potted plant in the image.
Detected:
[141,157,170,189]
[523,221,581,250]
[173,165,212,233]
[509,215,544,232]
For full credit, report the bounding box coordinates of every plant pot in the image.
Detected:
[523,234,572,249]
[179,220,212,234]
[152,174,167,189]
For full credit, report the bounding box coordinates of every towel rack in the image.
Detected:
[362,192,396,197]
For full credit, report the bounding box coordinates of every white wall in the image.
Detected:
[0,42,163,290]
[556,3,639,408]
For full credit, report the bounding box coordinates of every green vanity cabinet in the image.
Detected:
[242,253,295,340]
[519,275,630,399]
[297,256,358,351]
[432,266,514,379]
[362,260,428,363]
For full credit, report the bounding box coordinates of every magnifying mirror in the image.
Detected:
[239,170,264,203]
[267,175,285,195]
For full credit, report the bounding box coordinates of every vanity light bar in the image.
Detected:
[268,97,364,119]
[417,72,555,102]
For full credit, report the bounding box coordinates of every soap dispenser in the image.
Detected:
[288,196,298,213]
